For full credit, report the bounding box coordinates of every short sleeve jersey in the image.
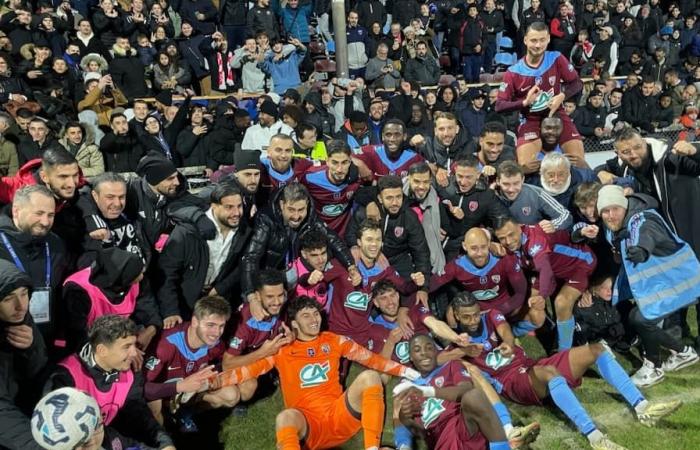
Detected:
[145,322,225,383]
[414,361,472,442]
[356,145,425,179]
[497,51,579,120]
[367,303,432,363]
[226,303,282,356]
[300,165,360,235]
[433,254,525,313]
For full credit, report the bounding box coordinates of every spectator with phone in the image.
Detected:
[365,43,401,90]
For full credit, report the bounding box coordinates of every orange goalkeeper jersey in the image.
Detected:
[212,331,409,415]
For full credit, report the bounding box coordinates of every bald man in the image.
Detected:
[430,228,545,335]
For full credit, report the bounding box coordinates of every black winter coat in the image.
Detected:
[0,261,47,450]
[100,131,145,173]
[241,189,354,295]
[157,217,252,318]
[436,179,509,259]
[109,50,149,100]
[345,200,431,280]
[0,212,69,348]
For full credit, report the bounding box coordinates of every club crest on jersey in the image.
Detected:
[522,206,531,216]
[345,291,371,310]
[394,227,404,238]
[549,75,556,85]
[299,361,330,388]
[499,82,508,92]
[469,201,478,211]
[395,341,410,363]
[434,376,445,388]
[307,348,316,357]
[492,274,501,283]
[321,344,331,354]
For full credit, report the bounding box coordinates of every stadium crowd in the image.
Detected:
[1,0,700,449]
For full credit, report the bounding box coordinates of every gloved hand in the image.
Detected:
[626,246,649,265]
[196,215,217,240]
[392,380,436,398]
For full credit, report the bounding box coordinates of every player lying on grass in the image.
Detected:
[204,295,422,450]
[392,334,513,450]
[445,292,683,450]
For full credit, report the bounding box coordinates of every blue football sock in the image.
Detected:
[492,401,513,428]
[512,320,538,337]
[394,424,412,449]
[596,350,645,407]
[548,376,596,436]
[489,442,510,450]
[556,317,575,351]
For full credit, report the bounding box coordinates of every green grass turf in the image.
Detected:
[220,318,700,449]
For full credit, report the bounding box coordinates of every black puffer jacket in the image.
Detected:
[241,189,354,295]
[304,90,335,138]
[100,130,145,173]
[0,260,46,450]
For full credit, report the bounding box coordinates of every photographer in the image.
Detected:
[260,37,306,95]
[199,31,237,94]
[77,73,128,127]
[232,36,269,93]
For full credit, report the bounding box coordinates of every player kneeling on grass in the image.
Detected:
[144,296,238,432]
[447,292,683,450]
[205,295,423,450]
[393,334,510,450]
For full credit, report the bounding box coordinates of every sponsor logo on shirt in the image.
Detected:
[321,203,348,217]
[395,341,410,363]
[421,398,446,428]
[229,337,242,349]
[299,361,331,388]
[145,356,160,371]
[345,291,371,310]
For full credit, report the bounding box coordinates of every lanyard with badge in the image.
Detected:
[0,232,51,324]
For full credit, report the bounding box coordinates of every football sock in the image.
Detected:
[492,401,514,435]
[361,385,385,449]
[556,317,575,351]
[596,351,645,408]
[512,320,539,337]
[489,441,510,450]
[548,376,596,436]
[276,426,301,450]
[394,424,413,449]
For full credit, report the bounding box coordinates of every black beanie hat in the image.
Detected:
[136,153,177,185]
[259,100,278,118]
[155,89,173,106]
[234,150,262,171]
[90,248,145,294]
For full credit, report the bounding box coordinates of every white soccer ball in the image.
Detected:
[31,387,101,450]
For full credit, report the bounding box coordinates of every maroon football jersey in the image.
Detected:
[225,303,282,356]
[413,360,473,446]
[327,258,417,342]
[430,253,527,316]
[356,145,425,180]
[145,322,225,383]
[299,165,360,235]
[497,51,579,122]
[367,302,432,363]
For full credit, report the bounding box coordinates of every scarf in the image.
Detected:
[216,51,235,91]
[403,179,446,275]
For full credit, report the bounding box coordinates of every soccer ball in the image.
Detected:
[31,388,101,450]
